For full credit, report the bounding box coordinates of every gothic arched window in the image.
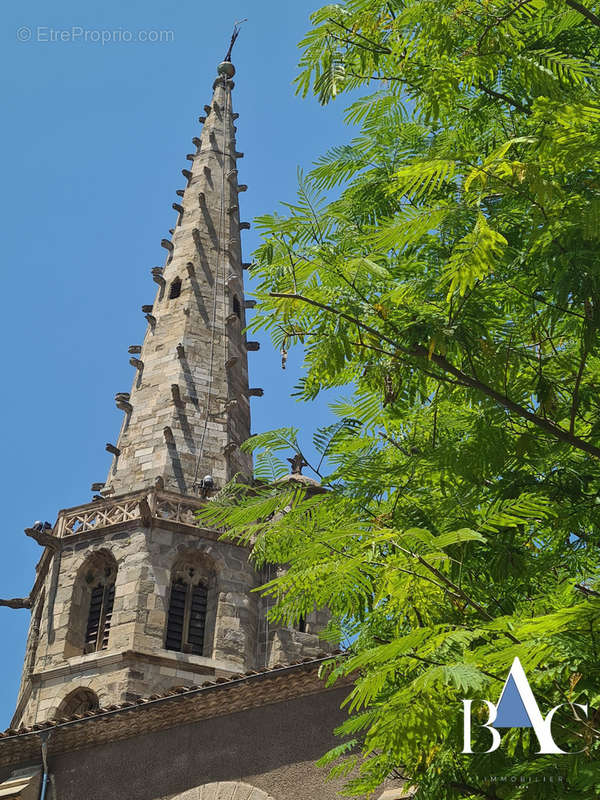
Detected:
[65,550,118,658]
[165,554,214,656]
[85,569,116,653]
[56,688,100,718]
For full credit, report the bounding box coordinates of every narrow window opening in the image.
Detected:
[169,277,182,300]
[166,579,208,655]
[232,295,241,319]
[297,615,307,633]
[165,563,210,656]
[188,584,208,651]
[65,550,118,658]
[165,580,187,652]
[84,568,116,653]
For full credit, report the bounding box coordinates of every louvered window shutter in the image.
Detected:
[85,582,116,652]
[187,584,208,655]
[101,583,115,650]
[165,581,187,651]
[85,585,104,651]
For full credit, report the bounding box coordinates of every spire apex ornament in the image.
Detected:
[223,18,247,64]
[218,61,236,79]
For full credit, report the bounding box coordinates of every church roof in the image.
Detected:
[0,654,346,768]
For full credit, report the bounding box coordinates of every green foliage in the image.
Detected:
[442,213,508,300]
[199,1,600,797]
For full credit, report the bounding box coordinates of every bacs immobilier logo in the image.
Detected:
[462,657,588,754]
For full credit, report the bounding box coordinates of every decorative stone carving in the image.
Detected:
[152,267,166,288]
[58,494,143,536]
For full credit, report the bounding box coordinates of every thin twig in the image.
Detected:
[478,81,529,114]
[327,18,391,53]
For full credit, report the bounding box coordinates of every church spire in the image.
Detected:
[104,59,255,497]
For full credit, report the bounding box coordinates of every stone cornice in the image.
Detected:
[32,648,243,683]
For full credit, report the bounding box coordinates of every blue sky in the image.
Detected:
[0,0,355,725]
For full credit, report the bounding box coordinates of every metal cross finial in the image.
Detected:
[224,18,247,62]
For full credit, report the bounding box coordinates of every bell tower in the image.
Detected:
[9,56,332,731]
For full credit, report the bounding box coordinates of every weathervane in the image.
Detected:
[224,18,247,62]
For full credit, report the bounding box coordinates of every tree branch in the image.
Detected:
[506,283,586,319]
[397,544,521,643]
[327,18,391,54]
[565,0,600,28]
[571,345,589,435]
[478,81,529,113]
[477,0,536,54]
[575,582,600,598]
[269,292,600,460]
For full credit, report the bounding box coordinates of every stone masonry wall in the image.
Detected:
[15,514,330,727]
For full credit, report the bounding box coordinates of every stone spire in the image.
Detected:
[104,60,254,497]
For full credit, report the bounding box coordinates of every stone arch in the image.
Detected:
[170,782,276,800]
[64,548,118,658]
[172,539,228,574]
[54,687,100,719]
[165,548,218,658]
